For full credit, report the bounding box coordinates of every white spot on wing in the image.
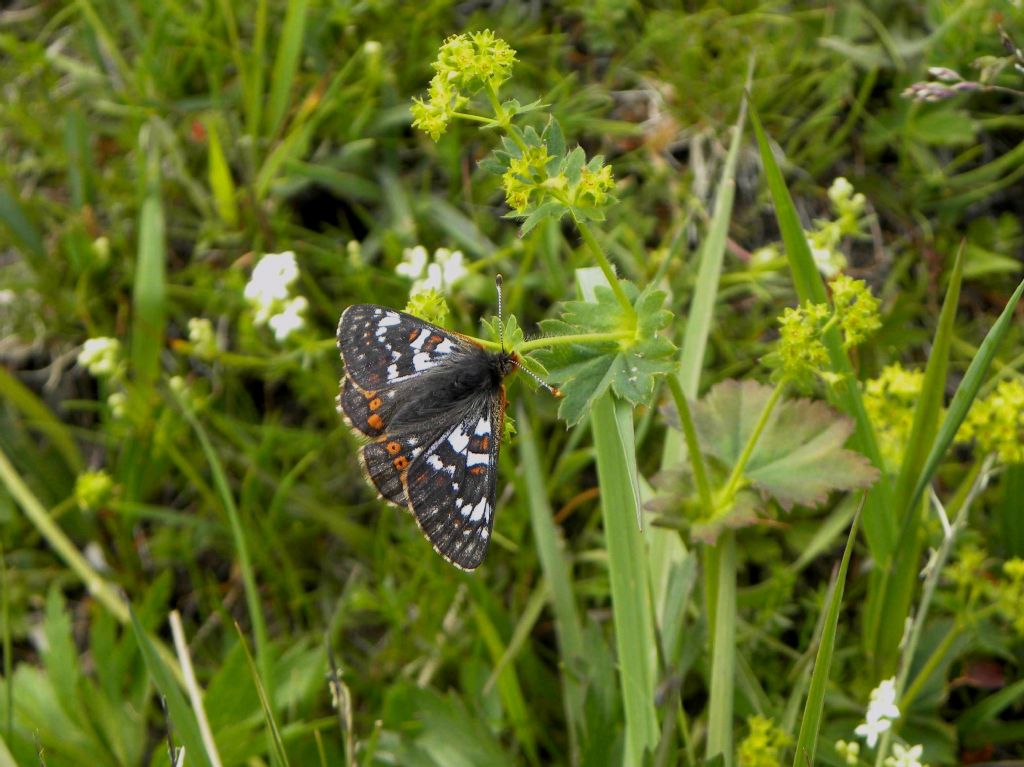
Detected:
[412,352,435,371]
[410,331,427,350]
[448,428,469,453]
[386,363,399,380]
[379,312,401,327]
[427,454,444,470]
[467,452,489,466]
[474,418,490,435]
[469,497,488,522]
[435,339,455,354]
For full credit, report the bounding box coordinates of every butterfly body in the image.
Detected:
[336,305,515,570]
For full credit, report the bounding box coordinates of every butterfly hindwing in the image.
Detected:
[337,378,388,438]
[404,391,504,570]
[337,305,467,390]
[359,434,424,506]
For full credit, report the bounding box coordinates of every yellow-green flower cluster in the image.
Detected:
[411,30,516,141]
[738,715,790,767]
[404,288,450,326]
[959,379,1024,464]
[773,302,829,389]
[830,274,881,348]
[502,146,553,214]
[573,163,615,208]
[75,470,114,512]
[864,363,924,472]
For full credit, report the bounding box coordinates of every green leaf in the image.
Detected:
[791,511,860,767]
[130,610,214,767]
[543,116,565,166]
[537,284,676,426]
[691,380,879,509]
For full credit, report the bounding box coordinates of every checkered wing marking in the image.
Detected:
[337,305,467,391]
[404,393,504,571]
[360,434,424,506]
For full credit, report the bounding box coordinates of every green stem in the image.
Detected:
[666,375,713,516]
[720,380,787,503]
[706,532,737,767]
[514,331,630,355]
[451,111,494,125]
[575,221,634,314]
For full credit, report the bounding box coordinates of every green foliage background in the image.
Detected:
[1,2,1023,766]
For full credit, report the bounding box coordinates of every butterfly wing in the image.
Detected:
[403,389,505,570]
[337,305,467,391]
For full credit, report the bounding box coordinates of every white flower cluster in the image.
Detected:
[243,251,308,342]
[78,337,122,378]
[885,743,927,767]
[854,677,900,748]
[396,246,468,296]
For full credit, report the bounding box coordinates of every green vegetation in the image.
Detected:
[2,4,1024,766]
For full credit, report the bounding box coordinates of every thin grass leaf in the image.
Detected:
[472,604,538,765]
[0,188,45,265]
[872,243,965,672]
[674,59,752,402]
[206,117,239,227]
[957,677,1024,732]
[908,275,1024,508]
[706,532,736,767]
[0,366,83,473]
[234,624,290,767]
[265,0,309,138]
[791,508,860,767]
[515,405,586,759]
[131,130,167,389]
[748,102,893,562]
[130,610,215,767]
[579,267,659,767]
[172,388,273,710]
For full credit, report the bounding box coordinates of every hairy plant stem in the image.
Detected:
[719,380,787,505]
[575,221,634,314]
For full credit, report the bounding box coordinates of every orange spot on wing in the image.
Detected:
[479,435,490,451]
[393,456,409,470]
[469,466,485,476]
[368,414,383,430]
[408,329,419,341]
[368,397,382,411]
[386,441,401,455]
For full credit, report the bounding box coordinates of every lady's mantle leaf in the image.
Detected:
[536,283,676,425]
[691,380,879,509]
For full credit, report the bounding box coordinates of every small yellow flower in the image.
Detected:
[75,470,114,512]
[738,715,790,767]
[960,379,1024,464]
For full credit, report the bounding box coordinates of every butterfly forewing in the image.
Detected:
[337,305,466,390]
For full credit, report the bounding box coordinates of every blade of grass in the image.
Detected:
[706,531,736,767]
[0,367,83,473]
[516,405,585,760]
[131,128,167,390]
[205,117,239,227]
[872,243,965,674]
[234,623,291,767]
[130,609,214,767]
[580,267,659,767]
[0,188,45,268]
[672,57,753,405]
[908,275,1024,509]
[264,0,309,138]
[748,102,893,561]
[473,603,539,765]
[171,387,272,714]
[169,611,224,767]
[791,508,860,767]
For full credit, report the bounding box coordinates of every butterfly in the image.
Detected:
[336,297,520,570]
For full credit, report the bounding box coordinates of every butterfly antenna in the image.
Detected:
[512,358,562,397]
[495,274,505,350]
